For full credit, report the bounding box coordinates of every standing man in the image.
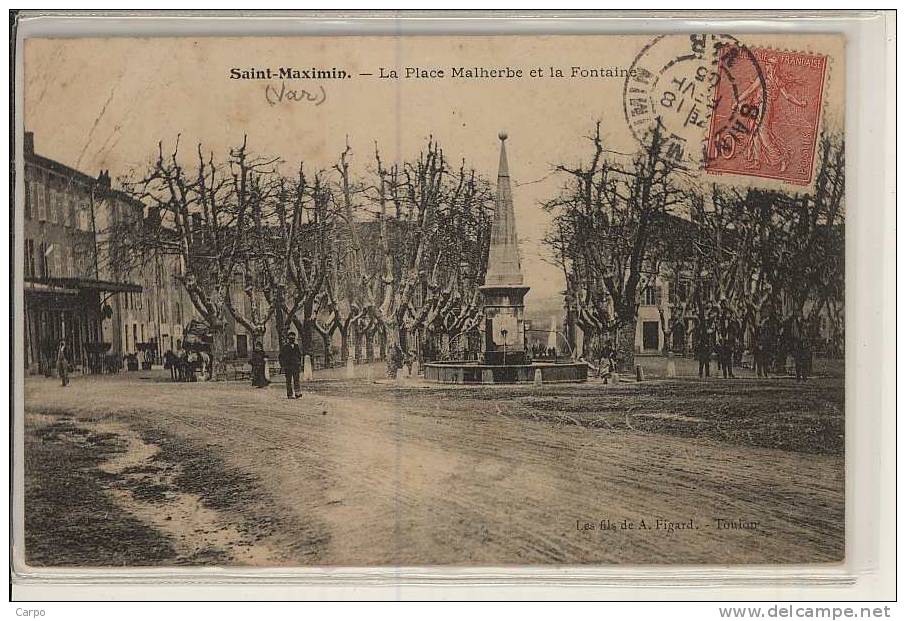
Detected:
[719,334,736,379]
[696,324,713,379]
[279,332,303,399]
[56,339,69,387]
[164,349,176,381]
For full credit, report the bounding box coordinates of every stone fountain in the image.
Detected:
[424,132,588,384]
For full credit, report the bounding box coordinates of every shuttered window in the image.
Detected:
[50,190,60,224]
[36,182,47,221]
[25,239,35,277]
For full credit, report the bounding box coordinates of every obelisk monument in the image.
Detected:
[480,132,530,365]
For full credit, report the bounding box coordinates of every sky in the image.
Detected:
[23,34,844,306]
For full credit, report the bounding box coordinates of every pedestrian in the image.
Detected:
[174,348,185,382]
[56,339,69,387]
[389,344,404,378]
[719,335,736,379]
[279,332,303,399]
[792,317,811,382]
[163,349,176,380]
[696,327,712,378]
[250,341,269,388]
[185,350,198,382]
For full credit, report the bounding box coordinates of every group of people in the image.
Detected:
[163,347,211,382]
[752,312,815,382]
[695,302,815,382]
[246,334,303,397]
[530,344,559,360]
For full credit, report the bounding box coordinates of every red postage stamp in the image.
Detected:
[705,47,828,185]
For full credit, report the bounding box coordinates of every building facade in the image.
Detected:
[21,132,199,374]
[22,132,144,374]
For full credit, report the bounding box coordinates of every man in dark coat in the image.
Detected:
[696,326,713,378]
[164,349,178,381]
[718,334,736,379]
[279,332,303,398]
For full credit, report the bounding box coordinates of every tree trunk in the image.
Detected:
[338,325,349,363]
[291,315,314,364]
[365,328,375,363]
[615,321,636,372]
[354,325,364,363]
[210,323,231,380]
[321,331,332,367]
[385,321,401,378]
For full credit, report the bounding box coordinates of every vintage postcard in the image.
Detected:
[16,32,845,568]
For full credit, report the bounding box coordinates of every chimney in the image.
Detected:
[24,131,34,156]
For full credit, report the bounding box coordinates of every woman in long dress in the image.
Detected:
[250,341,268,388]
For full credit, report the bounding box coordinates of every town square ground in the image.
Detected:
[22,359,844,567]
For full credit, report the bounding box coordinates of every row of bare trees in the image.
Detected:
[107,136,494,376]
[544,122,845,369]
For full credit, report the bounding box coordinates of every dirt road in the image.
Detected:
[23,373,844,566]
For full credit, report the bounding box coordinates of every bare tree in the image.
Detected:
[544,120,684,369]
[115,136,267,363]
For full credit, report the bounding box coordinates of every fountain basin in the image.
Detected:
[423,360,588,384]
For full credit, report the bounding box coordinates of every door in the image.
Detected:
[236,334,248,358]
[642,321,659,351]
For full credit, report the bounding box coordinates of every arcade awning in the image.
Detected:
[24,276,142,293]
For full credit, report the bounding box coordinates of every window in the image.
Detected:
[25,239,35,277]
[49,190,58,224]
[56,191,63,224]
[53,246,62,277]
[78,201,90,231]
[39,242,48,278]
[25,179,32,220]
[36,181,47,221]
[642,285,662,306]
[67,198,76,228]
[65,246,74,277]
[672,279,690,304]
[72,247,81,278]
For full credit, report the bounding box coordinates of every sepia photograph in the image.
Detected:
[16,32,846,569]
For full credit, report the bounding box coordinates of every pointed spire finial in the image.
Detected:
[484,131,523,287]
